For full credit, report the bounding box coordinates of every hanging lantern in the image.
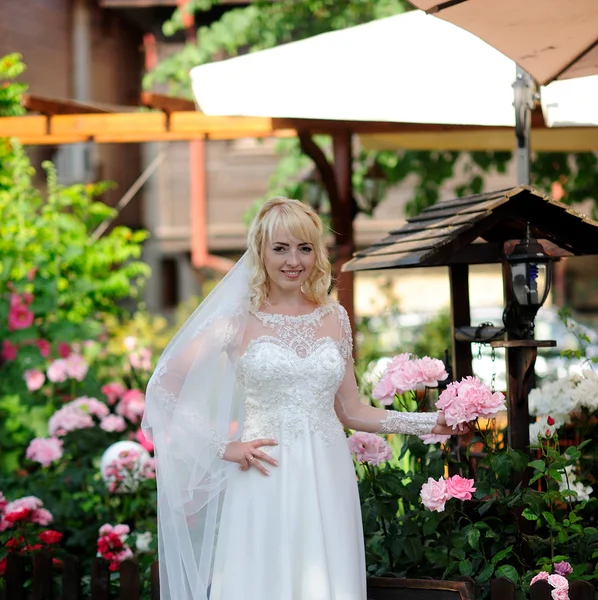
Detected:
[503,223,553,339]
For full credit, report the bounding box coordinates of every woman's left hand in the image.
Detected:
[431,411,471,436]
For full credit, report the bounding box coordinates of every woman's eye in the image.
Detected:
[300,247,313,253]
[273,246,286,253]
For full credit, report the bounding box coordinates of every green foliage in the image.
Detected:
[0,53,27,117]
[411,310,452,360]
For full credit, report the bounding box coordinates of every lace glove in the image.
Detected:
[380,410,439,436]
[211,432,229,459]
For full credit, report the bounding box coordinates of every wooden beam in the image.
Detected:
[22,94,112,115]
[51,113,167,136]
[140,92,195,113]
[15,135,91,145]
[170,112,278,134]
[0,116,47,136]
[449,264,473,380]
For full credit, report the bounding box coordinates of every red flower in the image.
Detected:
[5,536,24,551]
[39,530,63,545]
[547,416,556,426]
[58,343,71,359]
[1,340,18,362]
[4,508,32,523]
[8,304,34,331]
[109,561,120,572]
[52,558,63,569]
[26,543,43,552]
[0,556,6,577]
[36,339,51,358]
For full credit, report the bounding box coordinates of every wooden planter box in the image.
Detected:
[367,577,475,599]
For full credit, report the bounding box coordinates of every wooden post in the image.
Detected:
[448,264,473,379]
[331,131,356,332]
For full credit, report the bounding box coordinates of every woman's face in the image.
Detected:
[263,227,316,295]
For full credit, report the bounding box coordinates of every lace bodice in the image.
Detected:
[237,304,347,446]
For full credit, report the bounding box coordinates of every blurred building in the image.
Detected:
[2,0,596,322]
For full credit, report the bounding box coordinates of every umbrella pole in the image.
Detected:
[513,66,535,185]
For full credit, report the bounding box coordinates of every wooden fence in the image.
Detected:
[1,553,595,599]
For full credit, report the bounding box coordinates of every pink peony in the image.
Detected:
[24,369,45,392]
[100,415,127,433]
[372,375,396,405]
[116,389,146,423]
[47,359,69,383]
[65,354,88,382]
[390,360,423,393]
[2,340,18,361]
[135,428,154,452]
[36,339,51,358]
[420,477,449,512]
[446,475,476,501]
[420,433,451,444]
[417,357,448,387]
[347,432,393,466]
[101,382,126,405]
[26,437,63,467]
[58,343,71,359]
[547,574,569,591]
[8,304,34,331]
[531,571,550,585]
[553,561,573,577]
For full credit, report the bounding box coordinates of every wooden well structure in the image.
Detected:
[344,185,598,454]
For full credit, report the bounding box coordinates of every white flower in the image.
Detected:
[135,531,153,553]
[558,465,594,502]
[529,416,557,441]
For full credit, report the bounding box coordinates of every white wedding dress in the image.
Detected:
[208,302,437,600]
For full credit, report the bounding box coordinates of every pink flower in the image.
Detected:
[101,382,126,405]
[417,357,448,387]
[531,571,550,585]
[554,561,573,577]
[73,396,109,419]
[24,369,45,392]
[27,268,37,281]
[26,437,63,467]
[36,339,51,358]
[551,589,569,600]
[65,354,88,382]
[372,375,396,405]
[116,389,146,423]
[2,340,18,361]
[446,475,476,501]
[390,360,422,393]
[48,403,95,437]
[135,428,154,452]
[419,433,451,444]
[547,574,569,590]
[8,304,34,331]
[420,477,449,512]
[30,508,53,526]
[113,524,130,537]
[129,348,152,371]
[4,496,43,512]
[347,432,393,466]
[47,359,69,383]
[58,343,71,359]
[100,415,127,433]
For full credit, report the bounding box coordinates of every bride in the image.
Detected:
[143,197,462,600]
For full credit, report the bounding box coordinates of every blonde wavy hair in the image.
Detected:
[247,197,332,311]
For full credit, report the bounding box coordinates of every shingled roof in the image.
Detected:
[343,185,598,272]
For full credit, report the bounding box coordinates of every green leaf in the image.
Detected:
[492,545,513,565]
[527,459,546,472]
[542,511,557,527]
[495,565,519,584]
[459,559,473,577]
[521,508,539,521]
[508,449,529,472]
[466,527,480,549]
[477,563,495,583]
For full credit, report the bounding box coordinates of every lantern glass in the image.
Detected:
[510,260,550,307]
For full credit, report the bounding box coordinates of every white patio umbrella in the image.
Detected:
[190,10,598,134]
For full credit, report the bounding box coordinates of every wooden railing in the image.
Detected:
[1,553,595,599]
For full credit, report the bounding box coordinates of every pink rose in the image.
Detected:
[101,382,126,405]
[116,389,146,423]
[420,477,449,512]
[547,574,568,591]
[26,437,63,467]
[417,357,448,387]
[530,571,550,585]
[113,524,130,537]
[65,354,88,382]
[48,402,95,437]
[24,369,45,392]
[446,475,476,501]
[100,415,127,432]
[419,433,451,444]
[390,360,423,393]
[347,432,393,466]
[1,340,17,361]
[551,589,569,600]
[135,428,154,452]
[36,339,51,358]
[47,359,69,383]
[372,375,396,405]
[8,304,34,331]
[553,561,573,577]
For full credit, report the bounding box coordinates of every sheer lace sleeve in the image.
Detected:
[332,303,438,436]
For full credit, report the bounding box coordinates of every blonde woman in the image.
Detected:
[143,197,460,600]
